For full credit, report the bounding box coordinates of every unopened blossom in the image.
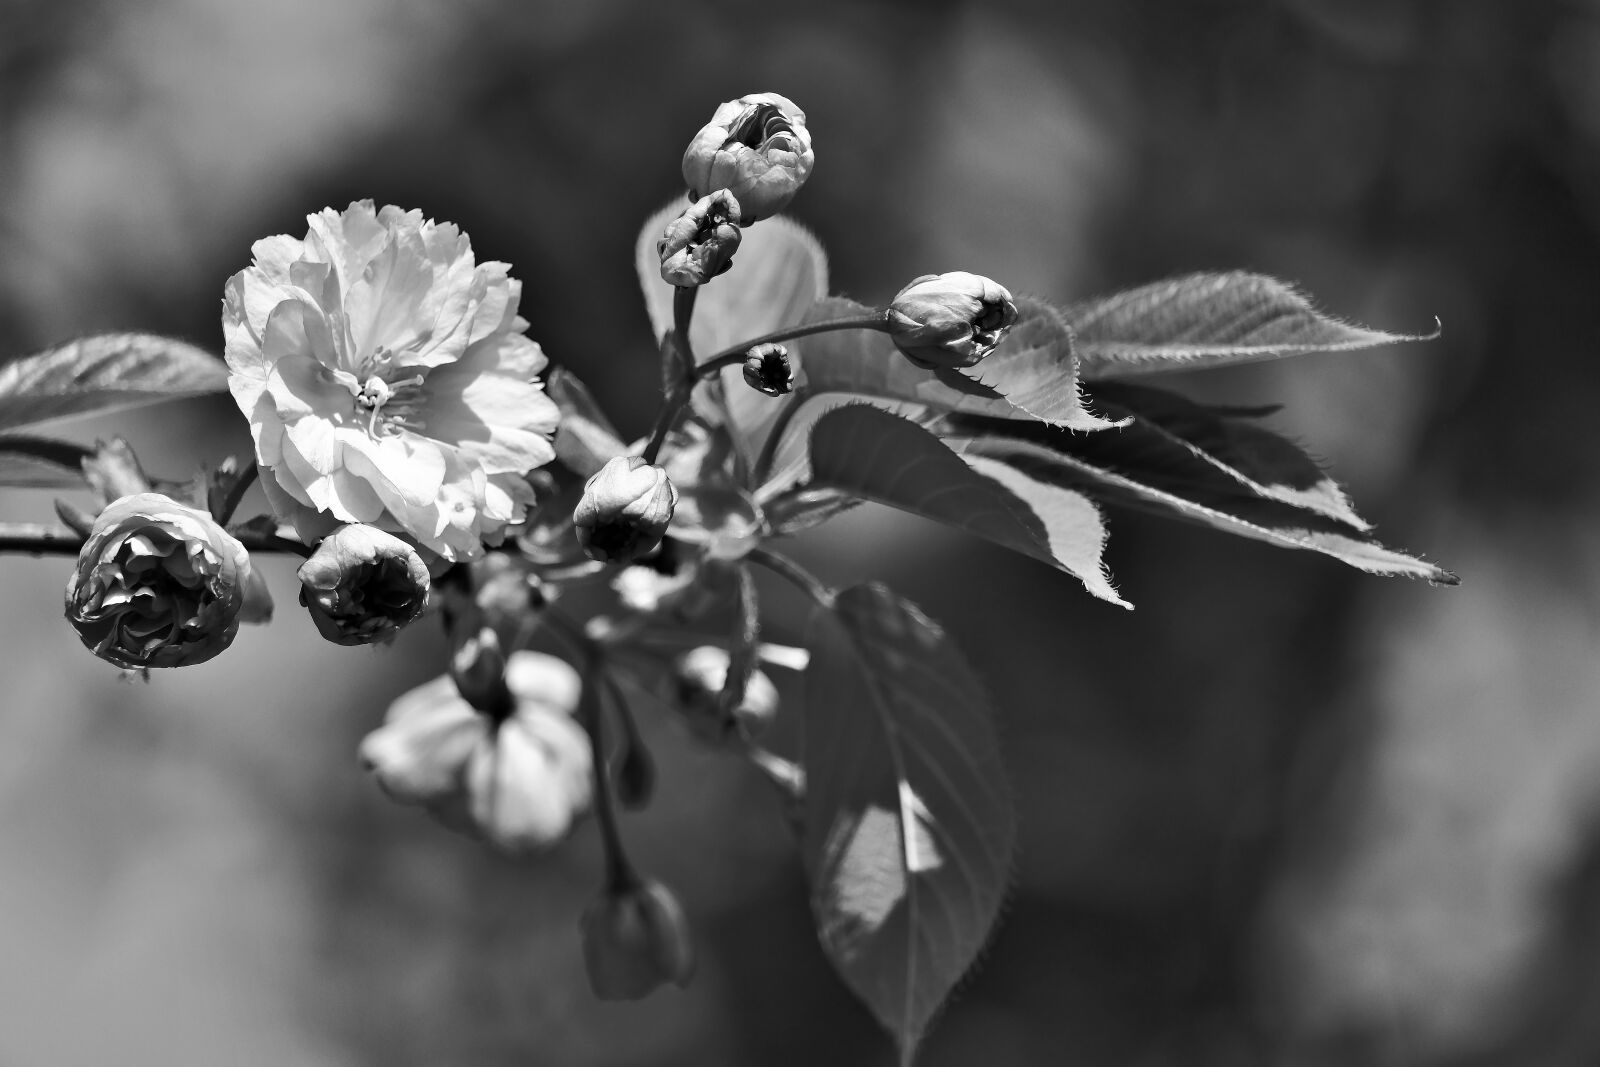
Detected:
[741,342,792,396]
[223,200,559,561]
[359,651,591,852]
[886,271,1019,370]
[298,524,429,645]
[672,645,778,746]
[573,456,678,565]
[658,190,742,287]
[682,92,814,222]
[64,493,254,670]
[580,879,695,1000]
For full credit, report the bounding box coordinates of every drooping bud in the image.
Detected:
[297,523,431,645]
[658,190,743,287]
[573,456,678,565]
[580,878,696,1000]
[682,92,814,223]
[740,342,793,396]
[64,492,253,669]
[885,271,1019,370]
[671,645,779,746]
[359,651,592,852]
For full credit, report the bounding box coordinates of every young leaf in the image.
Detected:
[948,427,1457,584]
[804,582,1016,1065]
[1090,381,1369,529]
[0,435,94,489]
[0,333,230,432]
[1064,272,1437,379]
[807,405,1127,607]
[547,366,627,478]
[635,199,828,452]
[951,297,1122,430]
[795,297,1119,430]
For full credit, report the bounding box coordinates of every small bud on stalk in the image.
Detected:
[580,878,696,1000]
[886,271,1019,370]
[740,342,793,396]
[658,190,743,287]
[682,92,814,223]
[574,456,678,565]
[298,524,430,645]
[64,492,254,669]
[671,645,779,746]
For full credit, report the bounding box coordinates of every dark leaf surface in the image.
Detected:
[947,424,1456,583]
[808,405,1127,605]
[805,583,1016,1065]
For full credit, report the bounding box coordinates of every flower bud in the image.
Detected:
[741,342,793,396]
[580,879,695,1000]
[359,651,592,852]
[682,92,814,223]
[64,492,253,669]
[886,271,1019,370]
[671,645,778,746]
[657,190,742,287]
[297,524,430,645]
[573,456,678,565]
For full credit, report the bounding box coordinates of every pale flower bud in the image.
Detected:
[573,456,678,565]
[671,645,779,746]
[64,492,253,669]
[359,651,591,852]
[886,271,1019,370]
[657,190,742,287]
[580,878,696,1000]
[682,92,814,223]
[741,342,793,396]
[297,524,430,645]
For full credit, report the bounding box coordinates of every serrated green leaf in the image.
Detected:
[1065,272,1437,379]
[635,199,827,455]
[807,405,1127,606]
[805,583,1015,1066]
[949,429,1456,584]
[795,297,1119,429]
[0,333,230,432]
[0,435,93,488]
[1091,381,1369,529]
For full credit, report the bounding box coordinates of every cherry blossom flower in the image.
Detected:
[224,201,559,561]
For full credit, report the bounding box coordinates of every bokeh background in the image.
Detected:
[2,0,1598,1063]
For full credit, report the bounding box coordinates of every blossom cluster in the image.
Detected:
[49,88,1027,1011]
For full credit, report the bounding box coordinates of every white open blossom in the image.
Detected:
[223,201,559,560]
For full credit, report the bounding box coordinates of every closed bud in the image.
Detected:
[573,456,678,565]
[682,92,814,223]
[298,524,430,645]
[886,271,1019,370]
[64,492,253,669]
[580,879,695,1000]
[672,645,779,746]
[658,190,742,287]
[741,342,793,396]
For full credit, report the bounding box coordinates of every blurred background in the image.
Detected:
[1,0,1598,1063]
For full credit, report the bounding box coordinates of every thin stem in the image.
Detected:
[752,385,809,484]
[0,521,312,558]
[580,645,642,893]
[215,462,259,526]
[696,314,890,380]
[639,288,702,466]
[747,546,835,609]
